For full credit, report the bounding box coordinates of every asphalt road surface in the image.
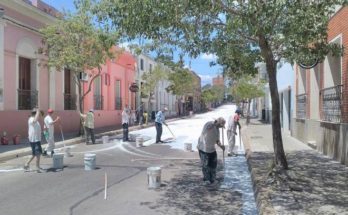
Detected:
[0,105,257,215]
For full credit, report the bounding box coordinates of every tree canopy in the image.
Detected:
[40,0,119,112]
[92,0,347,169]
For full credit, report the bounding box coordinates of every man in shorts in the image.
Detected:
[24,107,44,173]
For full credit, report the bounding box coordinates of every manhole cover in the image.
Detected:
[251,136,263,139]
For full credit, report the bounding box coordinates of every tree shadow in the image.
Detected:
[249,151,348,214]
[142,160,244,215]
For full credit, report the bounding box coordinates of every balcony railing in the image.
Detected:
[296,93,306,119]
[94,95,104,110]
[18,89,38,110]
[320,85,342,123]
[115,97,122,110]
[64,94,76,110]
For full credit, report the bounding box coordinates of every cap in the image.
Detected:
[47,108,54,113]
[235,109,242,114]
[164,107,168,111]
[216,117,226,128]
[31,108,37,114]
[89,109,94,113]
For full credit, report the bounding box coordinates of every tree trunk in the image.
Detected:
[246,98,251,125]
[259,35,288,170]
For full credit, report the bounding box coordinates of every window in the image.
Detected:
[115,80,122,110]
[18,57,37,110]
[140,59,144,71]
[64,68,76,110]
[94,76,103,110]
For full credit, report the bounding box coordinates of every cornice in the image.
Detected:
[0,0,58,25]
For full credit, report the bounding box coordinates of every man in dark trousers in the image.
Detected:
[197,117,226,186]
[122,105,130,142]
[155,107,168,143]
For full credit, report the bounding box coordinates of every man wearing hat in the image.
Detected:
[227,109,242,156]
[43,109,60,157]
[197,117,225,185]
[24,107,44,173]
[80,109,95,144]
[154,106,168,143]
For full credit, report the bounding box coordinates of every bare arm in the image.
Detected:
[32,108,40,123]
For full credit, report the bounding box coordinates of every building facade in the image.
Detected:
[293,6,348,165]
[0,0,137,139]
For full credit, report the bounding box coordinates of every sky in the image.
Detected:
[42,0,222,86]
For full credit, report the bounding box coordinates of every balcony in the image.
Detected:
[296,93,306,119]
[115,97,122,110]
[320,85,342,123]
[64,94,76,110]
[18,89,38,110]
[94,95,104,110]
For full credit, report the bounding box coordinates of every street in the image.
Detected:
[0,104,257,215]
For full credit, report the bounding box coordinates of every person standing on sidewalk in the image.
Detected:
[227,109,242,156]
[155,107,168,143]
[24,107,44,173]
[43,109,60,157]
[122,105,130,142]
[197,117,226,185]
[80,109,95,145]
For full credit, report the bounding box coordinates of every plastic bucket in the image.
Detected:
[102,136,109,144]
[64,147,72,157]
[84,153,96,171]
[52,153,64,169]
[136,137,144,147]
[147,167,161,189]
[184,143,192,152]
[189,111,193,117]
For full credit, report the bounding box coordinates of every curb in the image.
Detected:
[241,123,277,215]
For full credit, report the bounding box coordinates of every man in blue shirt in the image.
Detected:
[155,107,168,143]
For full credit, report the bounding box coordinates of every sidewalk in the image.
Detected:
[243,119,348,215]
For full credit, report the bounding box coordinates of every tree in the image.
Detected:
[231,75,265,124]
[95,0,346,170]
[141,64,167,119]
[201,85,224,109]
[40,0,119,117]
[166,68,194,116]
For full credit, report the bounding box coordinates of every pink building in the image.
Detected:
[0,0,136,140]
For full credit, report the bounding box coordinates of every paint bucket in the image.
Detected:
[52,153,64,169]
[147,167,161,189]
[64,147,72,157]
[189,111,193,117]
[184,143,192,152]
[84,153,96,171]
[136,137,144,147]
[102,136,109,144]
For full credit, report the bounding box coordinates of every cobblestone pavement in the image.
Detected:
[245,119,348,215]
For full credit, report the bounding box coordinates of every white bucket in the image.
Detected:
[147,167,161,189]
[189,111,193,117]
[64,147,72,157]
[102,136,109,144]
[52,153,64,169]
[84,153,96,171]
[184,143,192,152]
[136,137,144,147]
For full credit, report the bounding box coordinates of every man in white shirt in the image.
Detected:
[43,109,60,157]
[24,107,44,173]
[122,105,130,142]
